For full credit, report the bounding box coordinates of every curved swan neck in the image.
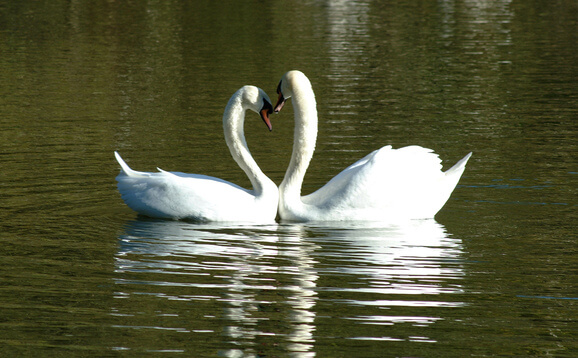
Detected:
[280,75,318,202]
[223,91,269,195]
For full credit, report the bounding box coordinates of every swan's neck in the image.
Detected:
[223,95,270,196]
[280,82,318,208]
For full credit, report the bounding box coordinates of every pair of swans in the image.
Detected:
[115,71,472,223]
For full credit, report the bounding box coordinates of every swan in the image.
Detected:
[274,70,472,222]
[114,85,279,223]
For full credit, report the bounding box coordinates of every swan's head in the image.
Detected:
[241,85,274,131]
[274,70,309,113]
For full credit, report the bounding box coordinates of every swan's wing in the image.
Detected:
[303,145,458,218]
[114,152,261,221]
[301,146,392,205]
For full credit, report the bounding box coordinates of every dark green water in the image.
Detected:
[1,0,576,356]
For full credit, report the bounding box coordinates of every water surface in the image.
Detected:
[0,0,576,356]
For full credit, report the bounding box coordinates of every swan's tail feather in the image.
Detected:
[421,152,472,217]
[445,152,472,178]
[114,151,132,174]
[441,152,472,203]
[114,152,165,217]
[114,151,150,177]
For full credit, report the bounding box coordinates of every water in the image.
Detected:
[1,0,577,356]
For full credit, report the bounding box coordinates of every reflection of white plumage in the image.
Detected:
[114,86,278,223]
[274,70,472,222]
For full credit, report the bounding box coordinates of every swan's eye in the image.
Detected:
[276,81,282,95]
[262,99,273,113]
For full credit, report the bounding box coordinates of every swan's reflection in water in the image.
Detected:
[312,220,465,296]
[114,219,464,355]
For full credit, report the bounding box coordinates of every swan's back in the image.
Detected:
[302,146,472,220]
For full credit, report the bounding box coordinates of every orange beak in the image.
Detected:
[260,101,273,131]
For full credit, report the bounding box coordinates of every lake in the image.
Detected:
[1,0,576,356]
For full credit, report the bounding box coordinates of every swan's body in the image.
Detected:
[115,86,278,223]
[275,70,472,222]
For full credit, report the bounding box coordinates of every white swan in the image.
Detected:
[274,70,472,222]
[114,86,279,223]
